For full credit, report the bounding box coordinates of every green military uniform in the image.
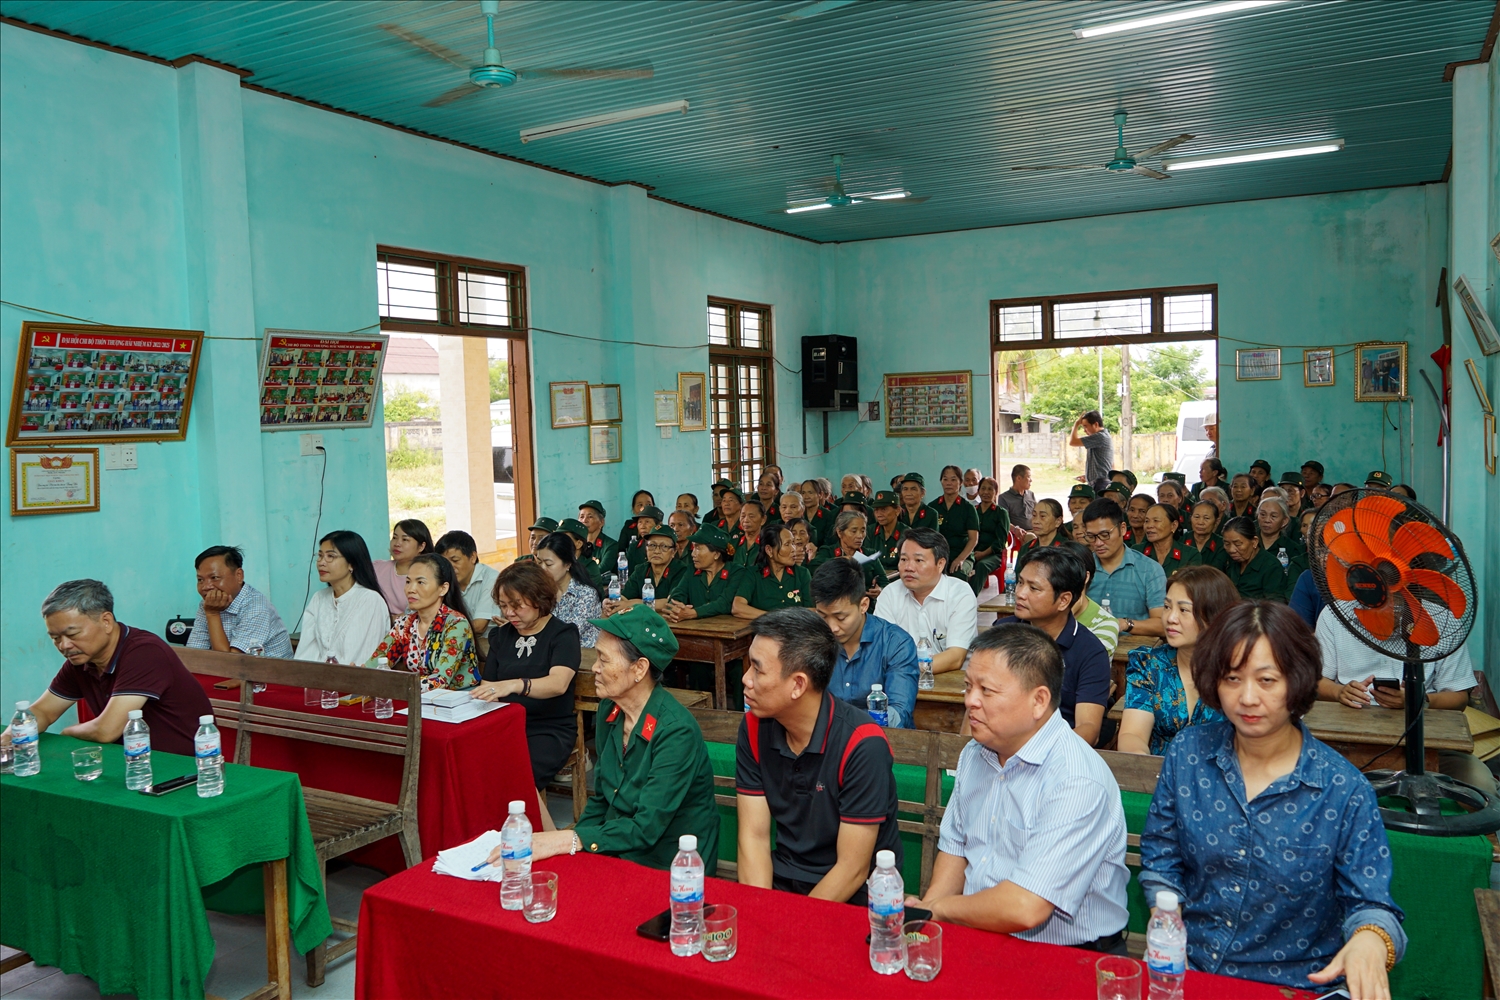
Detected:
[804,505,835,547]
[1226,546,1294,602]
[968,501,1013,596]
[761,493,784,523]
[1139,538,1202,578]
[667,526,740,618]
[730,538,760,572]
[559,518,605,589]
[1184,533,1229,571]
[930,495,980,568]
[621,530,683,601]
[574,605,720,870]
[1017,531,1068,559]
[809,543,884,591]
[579,500,621,572]
[734,563,813,611]
[1262,533,1308,589]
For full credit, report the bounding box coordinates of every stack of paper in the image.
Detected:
[408,688,506,723]
[1465,707,1500,761]
[433,829,505,882]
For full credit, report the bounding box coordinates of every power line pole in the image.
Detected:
[1120,344,1133,472]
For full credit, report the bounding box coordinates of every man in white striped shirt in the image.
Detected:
[910,623,1130,952]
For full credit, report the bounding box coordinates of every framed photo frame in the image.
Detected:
[677,372,707,432]
[1455,274,1500,357]
[589,423,622,464]
[259,330,386,430]
[654,390,680,426]
[1303,349,1335,387]
[1235,349,1281,381]
[7,322,203,446]
[588,383,622,424]
[10,447,100,516]
[1354,342,1408,401]
[883,370,974,437]
[1465,357,1493,414]
[549,381,589,428]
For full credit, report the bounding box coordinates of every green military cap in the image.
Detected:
[1102,482,1131,497]
[579,499,607,518]
[1068,484,1097,500]
[719,486,744,502]
[870,490,899,508]
[637,505,665,523]
[713,479,735,490]
[528,516,560,533]
[558,517,590,540]
[1250,459,1272,474]
[1278,471,1303,488]
[689,524,733,550]
[643,526,677,542]
[1163,472,1187,485]
[1108,469,1138,489]
[1365,470,1394,488]
[837,491,869,508]
[589,603,680,670]
[901,472,925,488]
[1301,460,1325,476]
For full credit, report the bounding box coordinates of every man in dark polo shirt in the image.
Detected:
[736,608,902,906]
[4,579,212,757]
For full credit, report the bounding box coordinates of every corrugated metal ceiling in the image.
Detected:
[1,0,1491,242]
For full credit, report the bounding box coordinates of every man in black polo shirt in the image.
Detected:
[736,608,902,905]
[1,579,212,757]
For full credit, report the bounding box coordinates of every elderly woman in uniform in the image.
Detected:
[489,604,719,870]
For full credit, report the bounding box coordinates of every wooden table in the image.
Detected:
[978,598,1014,615]
[665,614,755,709]
[913,632,1155,733]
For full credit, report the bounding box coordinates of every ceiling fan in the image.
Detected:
[1011,112,1194,180]
[783,154,929,214]
[381,0,654,108]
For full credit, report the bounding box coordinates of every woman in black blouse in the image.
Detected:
[471,560,581,831]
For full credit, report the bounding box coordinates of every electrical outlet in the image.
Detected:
[300,433,325,456]
[104,444,138,470]
[659,425,673,439]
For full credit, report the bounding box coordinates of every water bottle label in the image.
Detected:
[12,722,37,745]
[123,735,150,758]
[195,736,221,759]
[869,710,889,727]
[869,891,903,917]
[500,844,532,861]
[670,873,704,903]
[1146,944,1186,975]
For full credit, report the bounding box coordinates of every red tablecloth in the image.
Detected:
[354,854,1306,1000]
[81,677,541,873]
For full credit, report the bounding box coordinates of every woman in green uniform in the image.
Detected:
[661,526,740,623]
[1255,496,1307,581]
[968,476,1012,595]
[931,465,981,581]
[555,518,604,590]
[604,527,683,615]
[731,523,812,619]
[868,491,905,570]
[622,505,664,575]
[810,510,883,597]
[1221,516,1293,602]
[1124,494,1153,551]
[1018,498,1068,558]
[1183,501,1229,571]
[487,603,719,871]
[1139,502,1201,579]
[897,472,939,531]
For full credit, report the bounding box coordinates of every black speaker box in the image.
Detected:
[802,335,858,411]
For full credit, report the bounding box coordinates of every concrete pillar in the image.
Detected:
[438,336,498,554]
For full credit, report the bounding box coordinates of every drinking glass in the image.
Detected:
[702,904,737,962]
[249,645,267,693]
[1096,956,1142,1000]
[304,687,320,706]
[71,745,103,781]
[320,690,339,710]
[0,743,14,775]
[524,871,558,923]
[903,920,942,981]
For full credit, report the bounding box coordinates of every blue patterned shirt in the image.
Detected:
[552,577,602,648]
[1123,643,1225,755]
[187,583,292,658]
[1139,722,1405,990]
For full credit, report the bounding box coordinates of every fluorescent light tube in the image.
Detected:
[786,203,833,214]
[1075,0,1290,39]
[868,191,911,200]
[519,100,688,143]
[1165,139,1344,170]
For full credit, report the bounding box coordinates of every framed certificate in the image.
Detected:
[10,447,100,516]
[589,423,622,464]
[588,384,622,424]
[654,390,680,426]
[549,381,589,428]
[1303,349,1334,387]
[1235,349,1281,381]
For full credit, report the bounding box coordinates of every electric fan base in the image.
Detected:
[1368,769,1500,836]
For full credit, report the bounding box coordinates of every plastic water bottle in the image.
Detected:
[617,550,630,581]
[1276,546,1291,571]
[1146,891,1187,1000]
[607,573,622,602]
[1002,559,1016,593]
[123,709,152,791]
[669,834,705,957]
[1101,597,1113,622]
[499,800,533,911]
[641,577,656,609]
[10,702,40,777]
[867,849,905,975]
[249,645,267,693]
[195,714,224,797]
[866,684,890,727]
[373,656,394,719]
[916,636,935,691]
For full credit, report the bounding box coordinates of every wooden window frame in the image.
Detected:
[990,284,1218,350]
[707,297,776,492]
[377,245,528,339]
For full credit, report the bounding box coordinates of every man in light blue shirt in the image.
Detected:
[1082,499,1166,639]
[812,558,918,728]
[187,545,292,657]
[911,623,1130,951]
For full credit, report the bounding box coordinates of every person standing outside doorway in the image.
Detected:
[1069,411,1113,493]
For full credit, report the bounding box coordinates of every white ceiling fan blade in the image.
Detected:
[379,23,472,70]
[424,82,486,108]
[786,195,833,208]
[519,65,654,80]
[1132,165,1171,180]
[1134,134,1194,161]
[864,194,930,204]
[779,0,858,21]
[1011,164,1102,172]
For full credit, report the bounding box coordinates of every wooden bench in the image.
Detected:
[179,649,422,988]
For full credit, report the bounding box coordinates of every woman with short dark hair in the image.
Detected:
[533,532,604,647]
[731,523,812,619]
[373,518,434,615]
[1184,500,1228,571]
[1139,601,1404,997]
[1221,516,1293,602]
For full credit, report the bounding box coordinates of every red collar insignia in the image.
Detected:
[1172,549,1181,559]
[762,567,771,577]
[640,714,658,742]
[719,569,729,580]
[835,548,844,557]
[606,704,620,723]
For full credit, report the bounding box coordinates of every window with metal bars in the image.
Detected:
[707,298,775,493]
[991,285,1216,348]
[376,246,528,337]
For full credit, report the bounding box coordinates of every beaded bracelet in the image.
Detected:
[1354,924,1396,971]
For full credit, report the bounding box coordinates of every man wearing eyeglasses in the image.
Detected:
[1080,499,1166,639]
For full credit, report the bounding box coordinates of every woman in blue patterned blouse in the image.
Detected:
[1139,601,1404,997]
[1117,565,1237,755]
[533,532,604,647]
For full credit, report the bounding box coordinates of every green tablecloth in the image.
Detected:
[1,733,332,1000]
[707,741,1489,1000]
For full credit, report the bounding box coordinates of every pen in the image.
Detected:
[471,861,490,872]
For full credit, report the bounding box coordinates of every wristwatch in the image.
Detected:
[1122,619,1135,634]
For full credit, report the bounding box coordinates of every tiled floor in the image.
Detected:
[1,794,580,1000]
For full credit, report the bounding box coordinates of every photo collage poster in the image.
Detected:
[258,331,388,430]
[883,371,973,437]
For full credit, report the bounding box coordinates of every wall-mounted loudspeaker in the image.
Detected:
[802,335,858,411]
